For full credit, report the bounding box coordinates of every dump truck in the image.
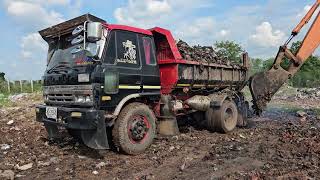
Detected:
[36,14,250,154]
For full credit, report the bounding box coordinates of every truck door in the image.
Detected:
[105,30,142,89]
[139,35,160,90]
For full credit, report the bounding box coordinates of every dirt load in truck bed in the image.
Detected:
[176,40,234,66]
[2,93,320,179]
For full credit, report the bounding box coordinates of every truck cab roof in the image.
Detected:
[39,14,106,41]
[39,13,155,40]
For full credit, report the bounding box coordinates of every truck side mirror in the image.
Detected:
[104,69,119,94]
[87,22,102,42]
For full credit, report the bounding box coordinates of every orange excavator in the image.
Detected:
[250,0,320,115]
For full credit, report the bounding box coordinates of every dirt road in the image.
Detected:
[1,94,320,179]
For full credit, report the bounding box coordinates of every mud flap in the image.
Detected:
[80,111,110,149]
[44,123,60,139]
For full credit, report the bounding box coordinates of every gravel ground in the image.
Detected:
[1,94,320,179]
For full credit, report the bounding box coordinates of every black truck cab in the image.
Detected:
[36,14,161,152]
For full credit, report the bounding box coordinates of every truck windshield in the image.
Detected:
[46,35,79,69]
[46,36,94,71]
[47,46,76,69]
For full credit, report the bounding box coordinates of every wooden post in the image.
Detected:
[20,80,23,92]
[30,80,34,93]
[7,80,10,93]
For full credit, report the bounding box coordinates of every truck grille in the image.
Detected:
[48,94,74,102]
[43,85,94,106]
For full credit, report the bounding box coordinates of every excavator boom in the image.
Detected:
[249,0,320,115]
[292,0,320,35]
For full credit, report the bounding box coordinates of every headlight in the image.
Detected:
[75,95,93,103]
[75,96,86,103]
[85,96,93,102]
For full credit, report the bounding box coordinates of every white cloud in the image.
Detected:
[114,0,213,28]
[3,0,82,63]
[36,0,70,5]
[177,17,215,37]
[174,17,216,45]
[146,0,171,15]
[6,1,65,30]
[114,0,172,28]
[10,63,17,68]
[114,0,216,45]
[21,51,32,59]
[250,22,286,48]
[297,5,312,18]
[21,33,47,60]
[219,29,230,37]
[4,0,71,7]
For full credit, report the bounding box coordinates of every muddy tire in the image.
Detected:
[112,103,156,155]
[214,100,238,133]
[205,108,216,131]
[206,100,238,133]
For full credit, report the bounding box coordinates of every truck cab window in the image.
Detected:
[115,31,140,68]
[103,31,116,64]
[142,37,156,65]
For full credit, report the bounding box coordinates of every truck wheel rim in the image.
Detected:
[224,107,234,127]
[128,115,150,144]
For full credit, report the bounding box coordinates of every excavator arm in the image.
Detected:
[249,0,320,115]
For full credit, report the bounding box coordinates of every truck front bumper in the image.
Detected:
[36,105,104,130]
[35,105,110,149]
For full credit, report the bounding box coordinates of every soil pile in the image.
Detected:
[176,40,231,65]
[296,88,320,99]
[275,87,320,101]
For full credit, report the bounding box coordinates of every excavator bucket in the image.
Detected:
[249,66,291,115]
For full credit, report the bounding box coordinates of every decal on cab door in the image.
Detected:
[117,40,137,64]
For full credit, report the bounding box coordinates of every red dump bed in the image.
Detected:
[149,27,249,94]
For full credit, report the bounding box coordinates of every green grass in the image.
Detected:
[242,86,252,100]
[0,93,13,107]
[268,103,304,113]
[268,102,320,118]
[274,85,298,97]
[0,80,42,94]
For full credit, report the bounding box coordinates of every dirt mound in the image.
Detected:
[275,87,320,101]
[296,88,320,99]
[176,40,232,65]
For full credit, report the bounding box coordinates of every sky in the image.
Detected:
[0,0,317,80]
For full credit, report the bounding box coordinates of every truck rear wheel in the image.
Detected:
[205,108,215,131]
[207,100,238,133]
[112,103,156,155]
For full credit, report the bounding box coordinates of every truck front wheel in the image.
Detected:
[112,103,156,155]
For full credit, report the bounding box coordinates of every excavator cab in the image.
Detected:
[250,0,320,114]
